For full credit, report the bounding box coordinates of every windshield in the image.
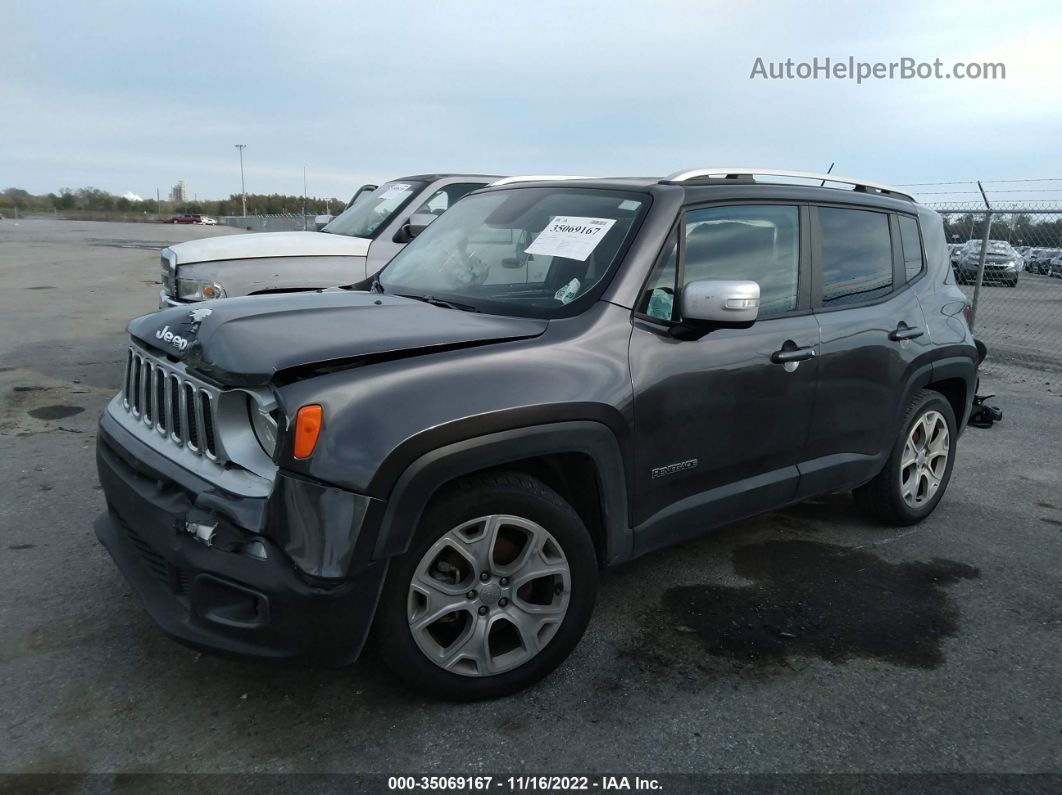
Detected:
[378,188,648,318]
[322,180,426,238]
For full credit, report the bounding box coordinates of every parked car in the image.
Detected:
[158,175,498,307]
[1049,251,1062,278]
[95,168,979,699]
[166,214,213,225]
[955,240,1021,286]
[1027,248,1058,275]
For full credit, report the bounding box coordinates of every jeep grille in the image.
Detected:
[122,346,224,464]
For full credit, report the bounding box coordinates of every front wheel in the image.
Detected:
[375,472,598,700]
[855,389,957,525]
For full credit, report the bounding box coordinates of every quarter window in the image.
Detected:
[819,207,893,306]
[898,215,924,281]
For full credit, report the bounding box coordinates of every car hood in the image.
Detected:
[128,291,548,386]
[167,231,371,265]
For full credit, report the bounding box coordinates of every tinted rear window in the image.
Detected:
[819,207,893,306]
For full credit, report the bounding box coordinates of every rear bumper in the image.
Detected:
[95,412,388,665]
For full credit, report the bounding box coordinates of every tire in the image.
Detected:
[854,389,957,526]
[375,471,598,700]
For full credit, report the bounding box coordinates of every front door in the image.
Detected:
[629,202,819,554]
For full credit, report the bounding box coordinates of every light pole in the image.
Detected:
[234,144,247,216]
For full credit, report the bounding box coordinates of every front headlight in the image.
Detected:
[177,278,227,301]
[249,398,279,457]
[1003,261,1016,270]
[160,250,177,290]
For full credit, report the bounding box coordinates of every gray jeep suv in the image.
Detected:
[94,169,980,699]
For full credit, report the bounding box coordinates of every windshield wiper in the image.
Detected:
[396,292,479,312]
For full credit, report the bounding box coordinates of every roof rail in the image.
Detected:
[663,167,916,202]
[489,175,595,187]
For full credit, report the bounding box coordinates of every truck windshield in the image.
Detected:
[378,187,648,318]
[322,181,426,239]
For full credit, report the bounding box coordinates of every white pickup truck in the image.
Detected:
[159,175,497,307]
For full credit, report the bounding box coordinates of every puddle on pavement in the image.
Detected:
[627,540,979,674]
[28,405,85,420]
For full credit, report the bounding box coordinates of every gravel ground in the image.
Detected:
[1,220,1060,781]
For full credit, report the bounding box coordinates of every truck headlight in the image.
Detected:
[249,398,279,457]
[177,278,227,301]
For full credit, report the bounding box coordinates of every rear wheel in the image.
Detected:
[855,389,957,525]
[375,472,598,700]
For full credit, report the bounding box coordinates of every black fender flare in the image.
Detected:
[371,420,632,566]
[930,354,978,426]
[893,354,976,440]
[893,359,935,436]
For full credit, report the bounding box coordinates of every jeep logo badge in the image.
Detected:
[155,325,190,351]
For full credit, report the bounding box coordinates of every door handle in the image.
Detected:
[889,324,925,341]
[770,346,816,364]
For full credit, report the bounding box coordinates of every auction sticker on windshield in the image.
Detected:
[525,216,617,261]
[376,183,414,201]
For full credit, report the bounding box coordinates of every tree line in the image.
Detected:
[1,186,346,217]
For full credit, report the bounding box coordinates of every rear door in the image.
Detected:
[629,202,820,553]
[798,204,932,496]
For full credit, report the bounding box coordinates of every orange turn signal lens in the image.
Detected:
[293,404,323,459]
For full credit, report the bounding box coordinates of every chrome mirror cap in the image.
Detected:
[680,279,761,326]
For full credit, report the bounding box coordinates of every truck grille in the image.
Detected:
[122,346,225,464]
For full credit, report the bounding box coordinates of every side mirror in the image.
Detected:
[396,213,437,243]
[679,279,760,329]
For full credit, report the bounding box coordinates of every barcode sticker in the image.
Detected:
[375,183,414,202]
[525,216,618,261]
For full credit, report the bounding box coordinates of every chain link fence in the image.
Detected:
[223,214,322,232]
[919,190,1062,379]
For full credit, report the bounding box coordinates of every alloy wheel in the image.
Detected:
[900,410,950,508]
[407,515,571,677]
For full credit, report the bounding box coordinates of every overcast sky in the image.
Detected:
[2,0,1060,204]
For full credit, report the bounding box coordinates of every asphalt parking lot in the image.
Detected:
[1,219,1060,777]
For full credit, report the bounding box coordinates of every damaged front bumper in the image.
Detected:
[94,409,388,665]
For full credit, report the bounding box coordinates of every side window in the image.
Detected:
[898,215,924,281]
[818,207,893,306]
[683,205,800,316]
[414,183,483,216]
